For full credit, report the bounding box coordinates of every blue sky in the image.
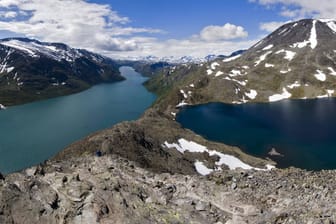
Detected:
[0,0,334,59]
[92,0,284,39]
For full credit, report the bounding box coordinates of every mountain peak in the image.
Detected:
[251,19,336,52]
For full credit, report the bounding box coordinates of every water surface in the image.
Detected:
[177,99,336,170]
[0,66,156,173]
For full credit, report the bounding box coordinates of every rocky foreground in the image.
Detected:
[0,111,335,223]
[1,149,336,223]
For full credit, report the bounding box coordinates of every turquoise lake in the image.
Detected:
[177,99,336,170]
[0,66,156,174]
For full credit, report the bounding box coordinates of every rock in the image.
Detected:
[268,148,284,157]
[195,201,207,211]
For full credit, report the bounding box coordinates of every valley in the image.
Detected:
[1,18,336,223]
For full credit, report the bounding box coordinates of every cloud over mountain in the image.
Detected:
[199,23,248,41]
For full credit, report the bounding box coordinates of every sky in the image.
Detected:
[0,0,335,59]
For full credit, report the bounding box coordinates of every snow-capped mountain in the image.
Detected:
[0,38,123,107]
[196,19,336,104]
[127,52,246,64]
[147,19,336,107]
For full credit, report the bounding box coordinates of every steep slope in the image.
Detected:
[0,38,124,106]
[148,19,336,109]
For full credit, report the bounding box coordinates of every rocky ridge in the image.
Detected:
[1,147,336,223]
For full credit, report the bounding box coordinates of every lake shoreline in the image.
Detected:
[0,66,156,174]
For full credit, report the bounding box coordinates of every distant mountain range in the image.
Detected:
[123,50,246,64]
[0,38,123,107]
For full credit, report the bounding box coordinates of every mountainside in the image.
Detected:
[147,19,336,109]
[0,38,124,106]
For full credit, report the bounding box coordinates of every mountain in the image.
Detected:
[0,38,124,106]
[202,19,336,104]
[2,19,336,223]
[124,52,246,65]
[146,19,336,108]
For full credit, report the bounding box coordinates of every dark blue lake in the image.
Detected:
[177,99,336,170]
[0,66,156,174]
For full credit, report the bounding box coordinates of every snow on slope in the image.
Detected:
[0,39,83,62]
[164,138,275,175]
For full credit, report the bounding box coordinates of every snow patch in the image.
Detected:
[180,90,188,99]
[320,19,336,33]
[224,77,247,86]
[223,54,241,62]
[265,63,274,68]
[206,69,213,75]
[291,41,309,48]
[318,90,335,98]
[328,67,336,76]
[269,88,292,102]
[164,138,274,173]
[215,71,224,77]
[194,161,213,176]
[290,20,317,49]
[1,40,38,57]
[211,62,220,70]
[229,69,244,77]
[245,89,258,99]
[314,70,326,81]
[280,68,292,74]
[255,51,272,66]
[287,81,301,89]
[276,49,296,61]
[0,104,6,110]
[328,90,335,95]
[189,84,195,88]
[176,101,188,108]
[309,20,318,49]
[0,39,83,62]
[262,44,273,50]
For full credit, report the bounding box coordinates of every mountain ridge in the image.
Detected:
[146,18,336,110]
[0,37,124,107]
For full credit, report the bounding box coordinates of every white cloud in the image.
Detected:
[0,0,253,59]
[0,0,162,52]
[251,0,336,19]
[260,21,288,32]
[280,9,301,18]
[199,23,248,41]
[105,37,256,59]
